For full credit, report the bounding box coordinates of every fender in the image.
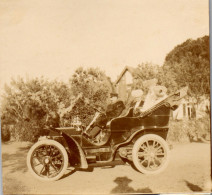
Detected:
[112,126,169,154]
[44,128,88,169]
[62,133,88,169]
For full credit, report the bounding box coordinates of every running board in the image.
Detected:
[88,160,125,167]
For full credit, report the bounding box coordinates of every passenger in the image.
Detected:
[120,89,144,117]
[135,86,168,114]
[132,89,144,110]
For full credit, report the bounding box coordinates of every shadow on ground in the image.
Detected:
[110,176,152,194]
[60,169,77,180]
[2,144,32,174]
[184,180,203,192]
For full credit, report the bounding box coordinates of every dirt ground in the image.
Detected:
[1,141,211,194]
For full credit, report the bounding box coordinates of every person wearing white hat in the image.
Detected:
[120,89,144,116]
[131,89,144,111]
[141,85,168,111]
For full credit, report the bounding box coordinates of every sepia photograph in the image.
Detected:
[0,0,211,194]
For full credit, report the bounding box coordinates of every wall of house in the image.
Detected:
[125,71,133,86]
[172,97,210,120]
[116,71,134,102]
[117,74,127,101]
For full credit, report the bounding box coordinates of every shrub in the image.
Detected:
[12,120,48,142]
[1,67,112,141]
[167,116,210,143]
[1,77,71,142]
[1,125,11,142]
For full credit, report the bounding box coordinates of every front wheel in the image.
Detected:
[132,134,169,175]
[27,139,68,181]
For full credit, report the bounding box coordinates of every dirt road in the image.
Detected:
[1,141,211,194]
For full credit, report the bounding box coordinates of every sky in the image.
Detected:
[0,0,209,90]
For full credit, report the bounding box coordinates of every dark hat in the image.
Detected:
[110,93,118,98]
[114,176,132,184]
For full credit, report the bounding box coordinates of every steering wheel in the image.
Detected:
[93,106,105,114]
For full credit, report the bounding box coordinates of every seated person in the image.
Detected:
[85,93,125,138]
[120,89,144,117]
[134,85,167,115]
[106,93,125,119]
[93,93,125,127]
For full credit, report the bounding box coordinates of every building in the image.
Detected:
[114,66,143,101]
[172,96,210,120]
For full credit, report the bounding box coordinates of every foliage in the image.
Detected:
[137,63,160,81]
[167,115,210,143]
[1,67,112,141]
[1,125,11,142]
[157,66,179,94]
[68,67,112,126]
[1,77,71,142]
[132,36,210,96]
[131,62,178,95]
[131,63,161,94]
[9,120,48,142]
[163,35,210,97]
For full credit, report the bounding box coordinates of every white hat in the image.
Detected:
[131,89,143,98]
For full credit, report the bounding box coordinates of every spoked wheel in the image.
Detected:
[27,140,68,181]
[132,134,169,175]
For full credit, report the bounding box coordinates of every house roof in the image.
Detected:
[115,66,143,85]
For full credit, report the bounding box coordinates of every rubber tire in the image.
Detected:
[132,134,169,175]
[27,139,68,181]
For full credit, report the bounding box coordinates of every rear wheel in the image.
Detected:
[27,139,68,181]
[132,134,169,174]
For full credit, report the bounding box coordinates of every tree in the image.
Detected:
[163,35,210,98]
[137,63,160,81]
[1,77,71,141]
[1,67,113,141]
[130,63,161,94]
[131,62,177,95]
[68,67,112,126]
[157,65,178,94]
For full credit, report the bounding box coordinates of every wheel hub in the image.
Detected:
[44,157,51,164]
[150,152,155,158]
[146,147,155,158]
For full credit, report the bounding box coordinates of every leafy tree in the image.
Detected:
[131,63,161,94]
[163,35,210,98]
[137,63,160,81]
[157,65,178,94]
[131,62,177,95]
[68,67,112,126]
[1,77,71,141]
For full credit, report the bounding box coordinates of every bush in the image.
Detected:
[1,77,71,142]
[1,68,112,141]
[9,119,49,142]
[167,116,210,143]
[1,125,11,142]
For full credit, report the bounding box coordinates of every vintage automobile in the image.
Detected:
[27,87,187,181]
